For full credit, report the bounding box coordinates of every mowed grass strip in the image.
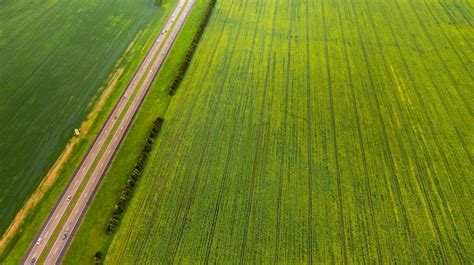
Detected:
[106,0,473,263]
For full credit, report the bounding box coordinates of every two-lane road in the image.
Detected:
[22,0,195,263]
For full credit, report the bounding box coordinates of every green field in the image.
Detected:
[0,0,169,235]
[106,0,473,263]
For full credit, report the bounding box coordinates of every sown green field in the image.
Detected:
[0,0,169,235]
[106,0,473,263]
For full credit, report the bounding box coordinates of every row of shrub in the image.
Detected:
[106,117,164,234]
[169,0,218,95]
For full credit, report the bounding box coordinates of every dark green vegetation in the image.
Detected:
[94,251,103,264]
[106,117,163,234]
[169,0,216,95]
[155,0,166,6]
[107,0,473,263]
[0,0,169,236]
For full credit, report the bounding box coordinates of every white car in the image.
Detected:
[66,195,72,201]
[36,237,42,245]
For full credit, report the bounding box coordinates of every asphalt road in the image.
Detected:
[22,0,195,263]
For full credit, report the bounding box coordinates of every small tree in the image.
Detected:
[154,0,164,6]
[94,251,103,264]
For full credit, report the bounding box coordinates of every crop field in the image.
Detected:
[106,0,473,263]
[0,0,171,235]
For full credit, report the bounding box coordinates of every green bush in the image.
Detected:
[94,251,103,264]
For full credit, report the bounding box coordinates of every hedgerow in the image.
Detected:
[169,0,217,95]
[105,117,164,234]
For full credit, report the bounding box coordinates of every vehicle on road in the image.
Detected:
[30,257,36,264]
[66,195,72,201]
[35,237,42,245]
